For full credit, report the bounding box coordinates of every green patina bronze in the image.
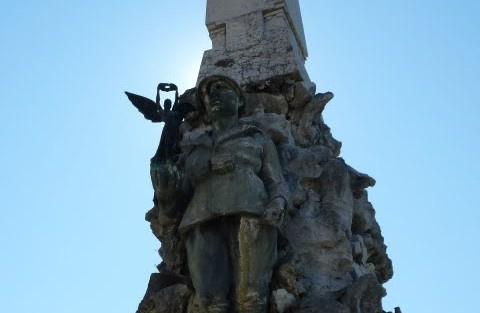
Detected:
[149,76,289,313]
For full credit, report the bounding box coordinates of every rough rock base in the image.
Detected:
[136,77,398,313]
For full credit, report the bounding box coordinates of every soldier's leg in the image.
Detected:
[186,222,231,313]
[234,217,277,313]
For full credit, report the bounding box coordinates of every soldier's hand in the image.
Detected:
[263,197,286,228]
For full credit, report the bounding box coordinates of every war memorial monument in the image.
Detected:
[126,1,399,312]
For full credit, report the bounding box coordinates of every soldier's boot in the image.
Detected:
[237,292,267,313]
[206,301,229,313]
[188,294,229,313]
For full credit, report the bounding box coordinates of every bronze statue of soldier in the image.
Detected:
[178,76,289,313]
[128,75,289,313]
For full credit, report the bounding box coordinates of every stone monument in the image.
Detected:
[198,0,310,86]
[126,1,400,312]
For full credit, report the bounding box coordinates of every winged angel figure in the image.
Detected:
[125,83,194,166]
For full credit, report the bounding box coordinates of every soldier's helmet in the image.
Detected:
[197,75,245,109]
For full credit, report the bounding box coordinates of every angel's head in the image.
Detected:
[163,99,172,112]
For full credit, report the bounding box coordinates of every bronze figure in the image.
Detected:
[128,76,289,313]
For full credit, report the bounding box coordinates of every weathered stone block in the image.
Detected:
[351,194,393,284]
[206,0,308,57]
[245,92,289,115]
[351,234,368,264]
[272,289,296,313]
[137,284,191,313]
[289,81,316,109]
[199,0,310,86]
[241,112,294,144]
[340,274,385,313]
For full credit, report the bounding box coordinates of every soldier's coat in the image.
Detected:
[179,123,288,232]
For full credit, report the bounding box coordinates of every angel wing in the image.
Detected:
[125,91,163,123]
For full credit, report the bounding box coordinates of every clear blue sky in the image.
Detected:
[1,1,479,312]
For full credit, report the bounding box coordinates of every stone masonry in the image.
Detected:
[197,0,310,86]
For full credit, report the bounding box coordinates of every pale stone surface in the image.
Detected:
[240,112,294,144]
[206,0,307,58]
[272,289,296,313]
[244,92,289,115]
[198,0,310,86]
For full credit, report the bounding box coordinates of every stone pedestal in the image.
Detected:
[197,0,310,86]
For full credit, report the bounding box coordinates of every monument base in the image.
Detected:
[136,75,396,313]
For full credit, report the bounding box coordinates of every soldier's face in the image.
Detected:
[205,81,239,119]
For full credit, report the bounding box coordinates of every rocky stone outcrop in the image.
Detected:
[138,283,191,313]
[136,75,397,313]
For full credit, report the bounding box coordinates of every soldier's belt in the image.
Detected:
[211,153,234,175]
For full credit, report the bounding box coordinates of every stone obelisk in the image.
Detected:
[135,1,398,312]
[198,0,310,86]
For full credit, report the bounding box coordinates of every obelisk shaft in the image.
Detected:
[198,0,310,86]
